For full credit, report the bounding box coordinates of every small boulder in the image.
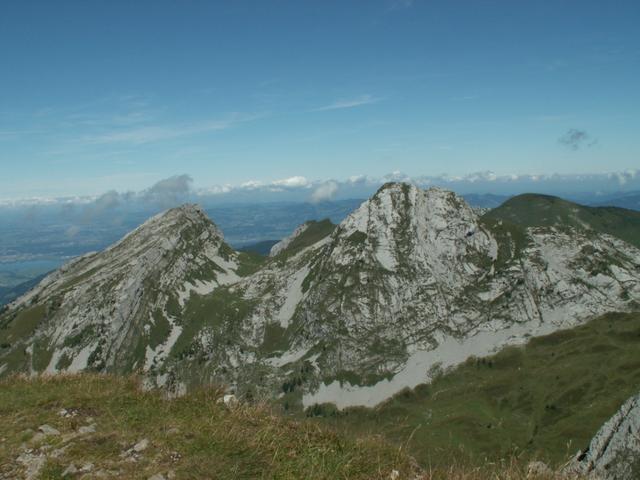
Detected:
[133,438,150,453]
[16,452,46,480]
[223,394,238,407]
[50,445,69,459]
[62,464,78,476]
[38,424,60,436]
[57,408,78,418]
[78,424,96,434]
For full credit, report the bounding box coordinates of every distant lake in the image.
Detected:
[0,258,66,287]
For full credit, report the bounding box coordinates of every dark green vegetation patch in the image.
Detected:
[237,240,279,256]
[485,193,640,248]
[170,287,256,361]
[236,251,267,277]
[0,304,46,344]
[274,219,335,259]
[309,312,640,469]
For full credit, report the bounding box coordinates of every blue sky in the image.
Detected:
[1,0,639,200]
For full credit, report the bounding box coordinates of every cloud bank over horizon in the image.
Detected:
[2,169,640,210]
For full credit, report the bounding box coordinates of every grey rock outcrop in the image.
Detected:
[269,222,309,257]
[566,392,640,479]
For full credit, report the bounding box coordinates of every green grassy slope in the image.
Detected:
[309,312,640,469]
[237,240,279,256]
[0,375,419,480]
[274,219,335,259]
[484,193,640,248]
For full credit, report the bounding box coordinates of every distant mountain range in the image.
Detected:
[591,191,640,211]
[1,182,639,474]
[1,190,638,298]
[2,183,639,403]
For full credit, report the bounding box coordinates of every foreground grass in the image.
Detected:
[310,312,640,469]
[0,375,579,480]
[0,374,418,480]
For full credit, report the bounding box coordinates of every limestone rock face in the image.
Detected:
[269,223,309,257]
[566,392,640,480]
[1,184,640,410]
[0,204,241,375]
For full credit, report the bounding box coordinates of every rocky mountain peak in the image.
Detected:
[346,183,477,236]
[162,203,212,226]
[133,203,209,229]
[114,203,223,249]
[330,182,492,274]
[0,203,240,376]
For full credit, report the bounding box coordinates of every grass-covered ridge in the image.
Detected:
[0,374,420,480]
[237,240,279,256]
[274,219,336,259]
[484,193,640,248]
[309,312,640,469]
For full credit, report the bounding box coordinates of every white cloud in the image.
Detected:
[383,171,410,182]
[314,94,380,112]
[143,174,193,204]
[310,181,338,203]
[199,184,232,195]
[240,180,264,190]
[608,169,639,186]
[464,171,498,183]
[271,176,309,188]
[5,169,640,208]
[347,175,367,184]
